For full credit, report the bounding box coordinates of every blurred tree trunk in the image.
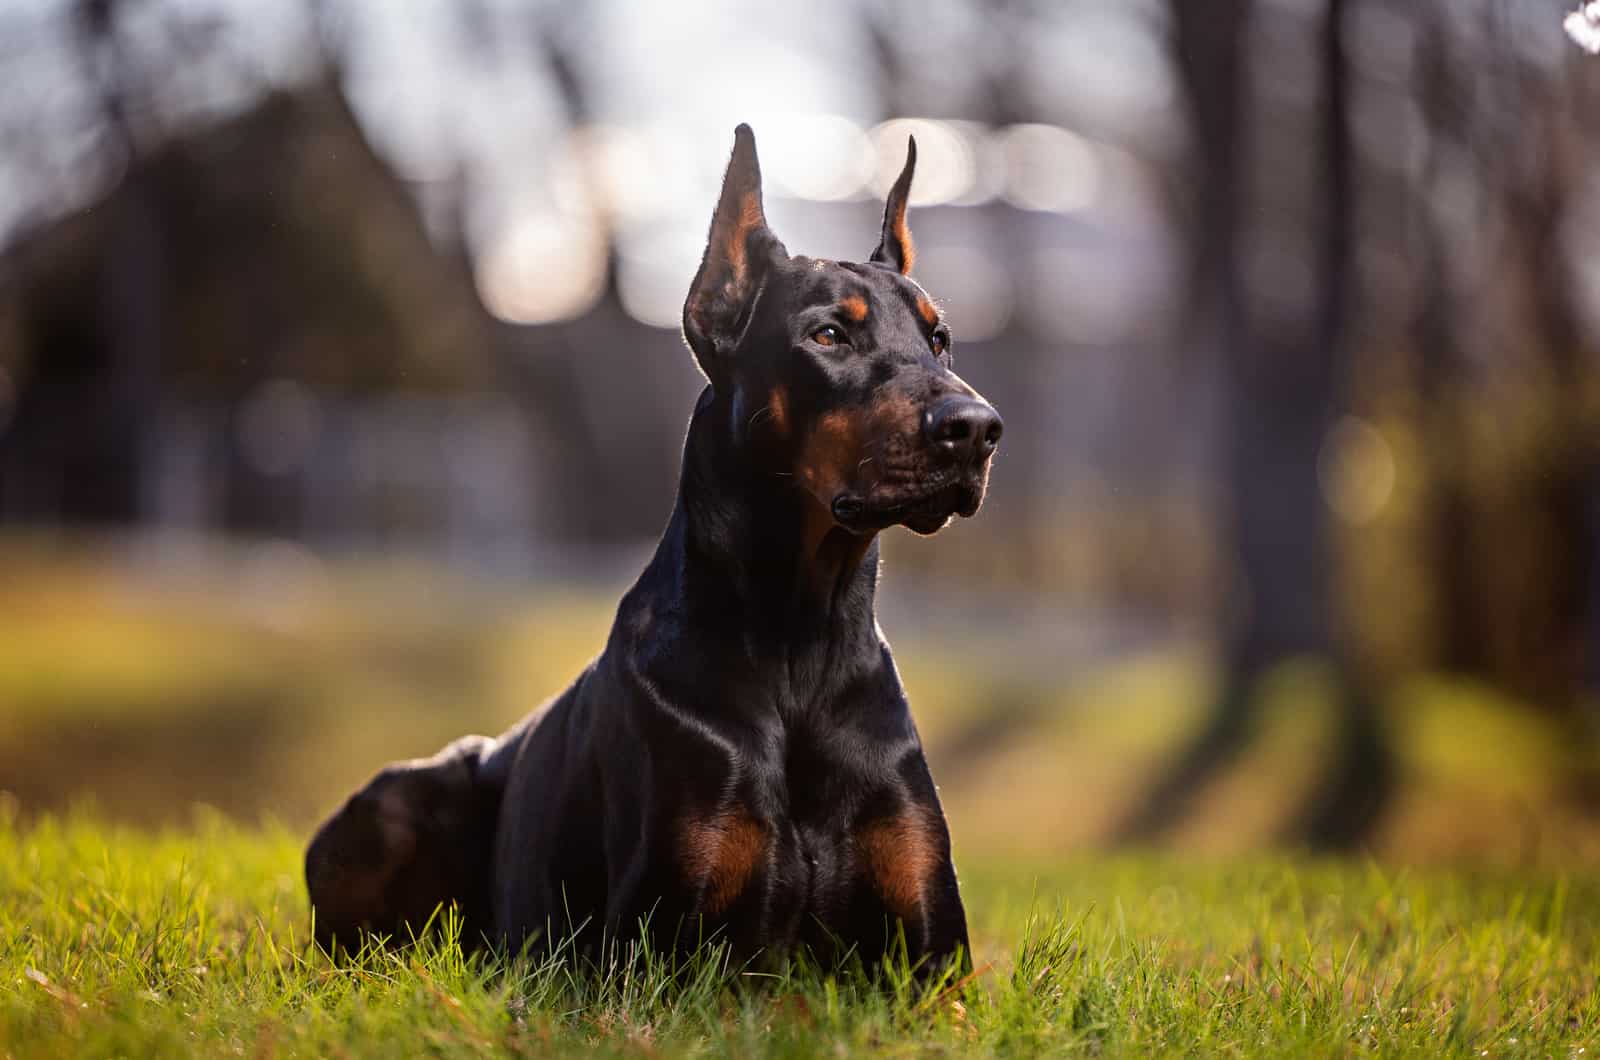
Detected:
[1414,3,1599,752]
[1121,0,1390,848]
[1500,61,1600,779]
[1412,9,1478,680]
[1118,0,1256,844]
[77,0,160,525]
[1504,116,1592,718]
[1291,0,1391,846]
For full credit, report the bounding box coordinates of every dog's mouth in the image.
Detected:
[831,474,984,536]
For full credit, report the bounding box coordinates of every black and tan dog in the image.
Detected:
[305,125,1003,974]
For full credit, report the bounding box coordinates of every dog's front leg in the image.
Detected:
[600,796,775,964]
[853,799,972,978]
[599,805,710,960]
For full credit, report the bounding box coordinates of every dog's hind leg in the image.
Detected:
[305,734,504,954]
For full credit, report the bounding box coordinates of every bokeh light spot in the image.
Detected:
[998,123,1101,213]
[1318,417,1396,525]
[761,114,875,202]
[477,211,606,325]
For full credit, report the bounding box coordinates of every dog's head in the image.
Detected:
[683,124,1002,536]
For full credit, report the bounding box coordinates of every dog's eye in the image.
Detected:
[811,325,845,348]
[931,330,951,357]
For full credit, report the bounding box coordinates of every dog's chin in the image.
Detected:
[901,510,954,535]
[898,483,982,534]
[848,480,984,536]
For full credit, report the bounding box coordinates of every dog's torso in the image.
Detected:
[490,452,966,965]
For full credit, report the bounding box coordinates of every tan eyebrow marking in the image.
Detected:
[840,296,869,323]
[915,296,939,327]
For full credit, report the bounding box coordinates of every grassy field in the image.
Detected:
[2,807,1596,1057]
[2,538,1599,1055]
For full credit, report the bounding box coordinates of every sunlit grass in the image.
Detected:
[3,540,1598,1053]
[2,807,1596,1056]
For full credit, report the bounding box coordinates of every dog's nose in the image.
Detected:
[923,398,1003,464]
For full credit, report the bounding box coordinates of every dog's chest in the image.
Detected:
[673,724,938,942]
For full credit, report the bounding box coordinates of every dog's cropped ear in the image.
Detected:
[869,136,917,275]
[683,124,788,379]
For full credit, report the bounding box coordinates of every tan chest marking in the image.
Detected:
[855,807,944,921]
[677,811,769,916]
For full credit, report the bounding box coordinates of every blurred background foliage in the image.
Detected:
[0,0,1596,866]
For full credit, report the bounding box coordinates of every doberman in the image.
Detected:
[304,125,1003,975]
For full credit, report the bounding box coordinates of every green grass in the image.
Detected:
[4,540,1599,1054]
[3,806,1596,1057]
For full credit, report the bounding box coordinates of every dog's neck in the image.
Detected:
[656,386,882,656]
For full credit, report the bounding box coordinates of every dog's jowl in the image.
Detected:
[305,125,1003,975]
